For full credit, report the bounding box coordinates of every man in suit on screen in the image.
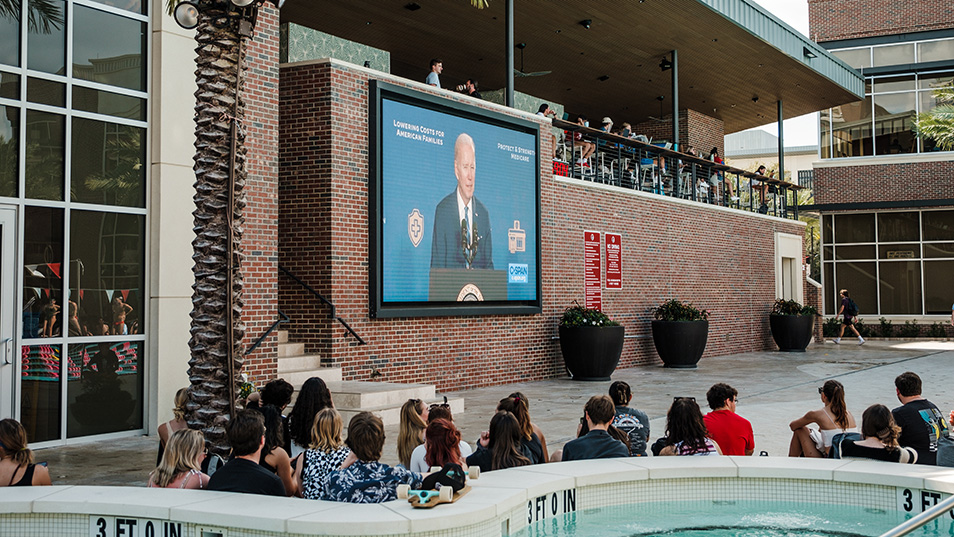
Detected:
[430,133,493,269]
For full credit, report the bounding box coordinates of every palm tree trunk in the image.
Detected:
[186,0,248,456]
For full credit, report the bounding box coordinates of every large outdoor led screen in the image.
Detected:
[370,81,541,317]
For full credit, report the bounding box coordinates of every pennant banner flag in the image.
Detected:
[106,289,115,301]
[120,290,130,301]
[47,263,61,279]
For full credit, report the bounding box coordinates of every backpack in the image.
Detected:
[828,432,863,459]
[844,298,859,316]
[612,413,647,456]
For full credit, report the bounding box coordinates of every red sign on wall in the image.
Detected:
[605,233,621,289]
[584,231,602,310]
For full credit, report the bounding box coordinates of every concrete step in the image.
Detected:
[276,329,289,344]
[338,395,465,427]
[277,354,323,374]
[277,341,305,358]
[327,381,434,409]
[282,367,343,389]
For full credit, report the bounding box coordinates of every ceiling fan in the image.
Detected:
[514,43,551,78]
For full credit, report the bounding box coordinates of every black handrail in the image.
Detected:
[278,265,367,345]
[244,310,290,356]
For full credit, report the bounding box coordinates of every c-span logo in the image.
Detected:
[508,263,528,283]
[408,208,424,247]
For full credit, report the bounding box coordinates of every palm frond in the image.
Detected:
[913,103,954,151]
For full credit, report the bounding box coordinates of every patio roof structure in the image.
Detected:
[282,0,864,134]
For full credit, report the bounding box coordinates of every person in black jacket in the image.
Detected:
[207,410,285,496]
[562,395,629,461]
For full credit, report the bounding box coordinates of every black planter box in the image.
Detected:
[558,325,625,381]
[770,314,815,352]
[651,320,708,369]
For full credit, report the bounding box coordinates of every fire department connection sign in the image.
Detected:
[584,231,601,310]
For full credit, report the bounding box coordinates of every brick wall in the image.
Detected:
[807,0,954,42]
[279,60,806,392]
[238,6,280,383]
[631,109,724,156]
[813,160,954,206]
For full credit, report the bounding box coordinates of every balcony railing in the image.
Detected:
[552,119,804,220]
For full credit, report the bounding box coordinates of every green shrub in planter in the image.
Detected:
[898,320,921,338]
[929,322,946,338]
[770,299,817,352]
[823,317,840,338]
[651,299,710,321]
[651,299,709,368]
[878,317,894,338]
[559,304,623,381]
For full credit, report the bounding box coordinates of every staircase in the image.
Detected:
[275,330,463,425]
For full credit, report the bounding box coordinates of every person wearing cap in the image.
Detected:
[601,117,613,133]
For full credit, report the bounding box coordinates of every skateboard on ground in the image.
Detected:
[397,466,479,508]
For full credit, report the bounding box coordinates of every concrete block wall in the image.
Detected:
[278,60,807,392]
[807,0,954,42]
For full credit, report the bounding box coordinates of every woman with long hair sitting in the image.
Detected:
[424,418,467,469]
[467,411,532,472]
[409,405,472,473]
[495,394,546,464]
[258,405,296,496]
[147,428,209,489]
[156,387,189,465]
[295,407,351,499]
[659,397,721,456]
[0,419,52,487]
[287,377,334,457]
[837,404,917,463]
[789,379,857,457]
[397,398,428,468]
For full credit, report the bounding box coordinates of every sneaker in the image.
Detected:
[858,338,865,345]
[833,338,841,344]
[731,196,740,201]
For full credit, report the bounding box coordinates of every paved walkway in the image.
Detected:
[40,340,954,486]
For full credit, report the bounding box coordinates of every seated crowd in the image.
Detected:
[2,372,950,500]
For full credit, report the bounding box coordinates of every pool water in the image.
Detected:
[516,500,954,537]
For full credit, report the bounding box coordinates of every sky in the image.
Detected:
[745,0,818,146]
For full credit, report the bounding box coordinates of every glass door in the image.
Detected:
[0,206,16,419]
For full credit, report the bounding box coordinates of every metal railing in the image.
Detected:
[553,118,803,220]
[878,494,954,537]
[244,310,290,356]
[279,265,366,345]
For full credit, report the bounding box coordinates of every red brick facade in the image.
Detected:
[814,160,954,206]
[632,109,724,157]
[238,7,280,382]
[278,60,807,392]
[807,0,954,42]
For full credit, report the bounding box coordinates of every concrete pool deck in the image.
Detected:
[39,339,954,486]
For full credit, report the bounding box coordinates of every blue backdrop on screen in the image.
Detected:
[381,98,538,303]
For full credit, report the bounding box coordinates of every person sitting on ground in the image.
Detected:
[421,418,467,472]
[836,404,917,463]
[562,395,630,461]
[788,379,857,458]
[247,378,295,455]
[703,383,755,456]
[609,381,650,456]
[466,411,532,472]
[892,371,948,465]
[409,405,472,473]
[322,412,423,503]
[287,377,334,457]
[207,410,285,496]
[0,419,52,487]
[659,397,722,456]
[492,394,546,464]
[148,428,210,489]
[398,398,428,468]
[255,405,296,496]
[833,289,865,345]
[157,387,190,465]
[295,407,351,499]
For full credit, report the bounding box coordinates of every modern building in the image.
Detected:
[808,0,954,325]
[725,130,818,184]
[0,0,863,447]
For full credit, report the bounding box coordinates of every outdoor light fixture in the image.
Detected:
[598,75,610,81]
[232,0,255,6]
[752,96,759,103]
[174,1,199,29]
[659,57,673,71]
[579,19,592,29]
[803,46,818,59]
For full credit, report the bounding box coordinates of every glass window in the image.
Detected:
[878,243,919,259]
[823,246,833,261]
[923,242,954,258]
[834,213,875,243]
[67,340,143,438]
[872,76,915,93]
[832,48,871,70]
[0,0,19,67]
[27,76,65,107]
[71,118,145,207]
[820,109,832,159]
[73,4,146,92]
[22,206,64,339]
[830,98,873,157]
[872,43,915,67]
[0,71,19,99]
[879,261,922,315]
[835,262,877,316]
[923,210,954,240]
[918,39,954,63]
[25,109,64,200]
[822,215,833,244]
[824,263,834,313]
[873,92,916,155]
[0,105,18,197]
[924,260,954,314]
[87,0,145,15]
[919,72,954,91]
[27,0,66,75]
[69,210,145,337]
[835,245,875,260]
[20,344,62,443]
[878,212,919,242]
[73,86,145,121]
